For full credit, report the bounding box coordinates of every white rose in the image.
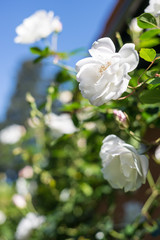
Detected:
[0,124,26,144]
[76,37,139,106]
[129,18,142,33]
[144,0,160,17]
[100,135,149,192]
[44,113,78,138]
[14,10,62,44]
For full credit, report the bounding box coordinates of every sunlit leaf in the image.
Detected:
[140,38,160,48]
[140,29,160,40]
[140,48,156,62]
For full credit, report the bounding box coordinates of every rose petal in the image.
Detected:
[91,37,115,53]
[139,155,149,181]
[89,48,113,62]
[102,156,126,189]
[120,152,136,178]
[77,63,101,84]
[76,57,101,72]
[119,43,139,72]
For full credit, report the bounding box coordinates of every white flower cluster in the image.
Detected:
[15,212,45,240]
[15,10,62,44]
[76,36,148,191]
[13,9,149,195]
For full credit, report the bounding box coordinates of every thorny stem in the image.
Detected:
[118,90,136,100]
[118,78,151,100]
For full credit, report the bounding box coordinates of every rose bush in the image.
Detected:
[76,37,139,106]
[1,2,160,239]
[100,135,149,192]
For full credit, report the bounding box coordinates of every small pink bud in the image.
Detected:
[19,166,33,179]
[113,109,129,128]
[155,73,160,77]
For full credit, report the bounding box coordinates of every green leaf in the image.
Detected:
[140,48,156,62]
[140,89,160,103]
[140,29,160,40]
[80,183,93,196]
[149,77,160,85]
[33,56,44,63]
[30,47,42,55]
[72,113,79,127]
[61,102,81,111]
[137,13,157,29]
[41,47,50,56]
[146,68,159,77]
[140,38,160,48]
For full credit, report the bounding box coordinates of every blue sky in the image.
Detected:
[0,0,117,122]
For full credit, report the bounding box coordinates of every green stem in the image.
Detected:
[141,190,159,217]
[118,77,153,100]
[54,62,76,73]
[116,32,123,48]
[109,230,125,239]
[45,95,53,112]
[142,170,159,217]
[147,170,156,191]
[118,89,136,100]
[125,129,150,146]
